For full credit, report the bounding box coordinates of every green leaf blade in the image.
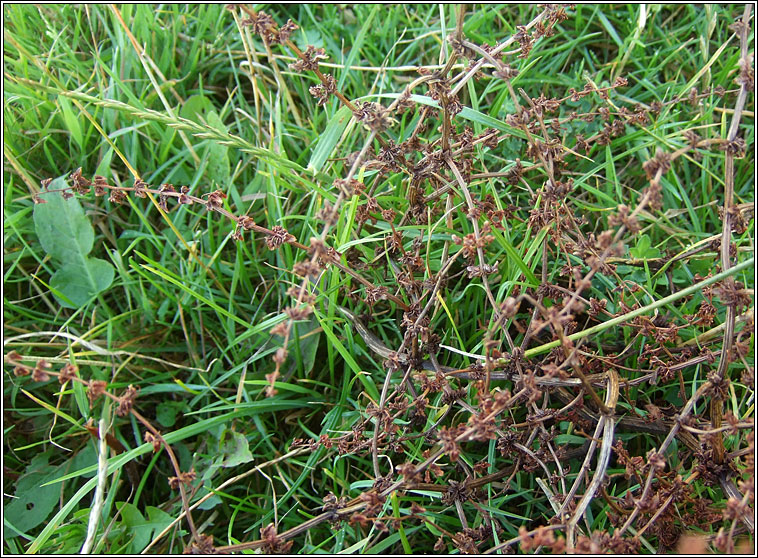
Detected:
[33,186,115,306]
[33,182,94,262]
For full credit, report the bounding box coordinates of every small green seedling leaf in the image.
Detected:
[217,429,254,468]
[179,94,214,123]
[630,234,661,259]
[33,181,115,308]
[115,502,175,553]
[155,401,186,428]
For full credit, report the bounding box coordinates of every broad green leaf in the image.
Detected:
[50,258,115,308]
[116,502,175,553]
[217,429,254,468]
[630,234,661,259]
[94,147,114,177]
[287,317,321,377]
[3,453,60,539]
[155,401,183,427]
[197,494,222,510]
[117,502,148,553]
[34,180,94,262]
[145,507,175,538]
[34,185,115,307]
[179,94,214,123]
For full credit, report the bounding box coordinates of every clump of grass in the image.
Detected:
[3,4,754,554]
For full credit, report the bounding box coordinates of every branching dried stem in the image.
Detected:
[616,380,714,536]
[710,3,752,465]
[18,4,754,554]
[130,409,199,542]
[449,10,546,97]
[446,158,504,321]
[565,370,619,550]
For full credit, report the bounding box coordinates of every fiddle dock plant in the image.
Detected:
[3,4,754,554]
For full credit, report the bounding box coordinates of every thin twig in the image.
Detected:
[711,3,752,464]
[566,370,619,549]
